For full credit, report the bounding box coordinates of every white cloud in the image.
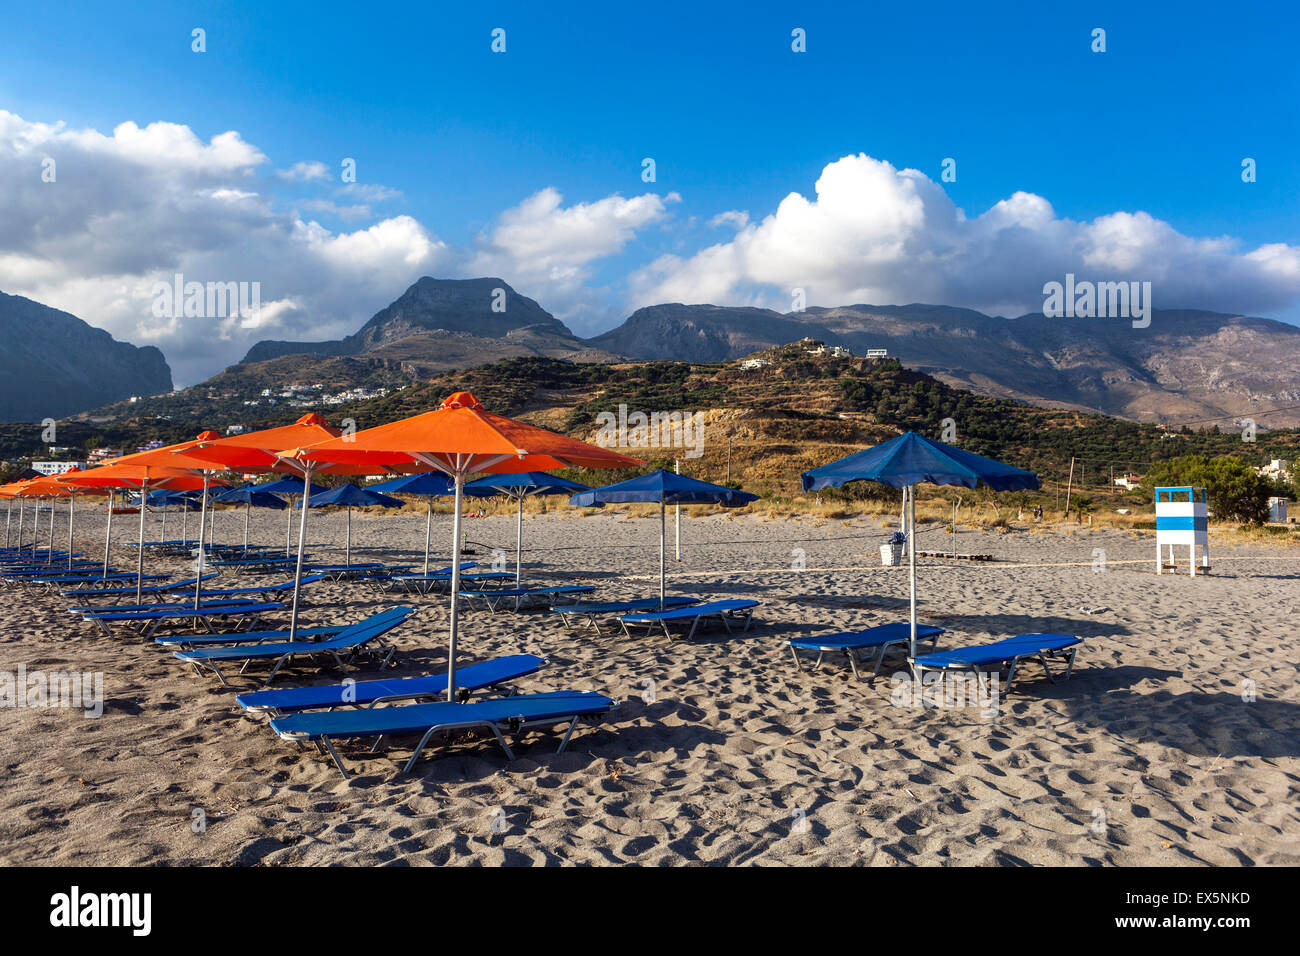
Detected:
[0,110,451,385]
[709,210,749,230]
[467,187,672,331]
[276,160,330,182]
[631,153,1300,319]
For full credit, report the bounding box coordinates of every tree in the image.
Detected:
[1143,456,1272,523]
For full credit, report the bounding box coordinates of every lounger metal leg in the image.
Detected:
[557,716,580,753]
[847,650,862,681]
[321,738,350,779]
[208,663,231,688]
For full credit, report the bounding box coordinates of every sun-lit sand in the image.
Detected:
[1,506,1297,865]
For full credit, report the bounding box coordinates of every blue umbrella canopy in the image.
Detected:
[570,470,758,605]
[569,469,759,507]
[465,471,592,497]
[212,485,288,509]
[466,472,593,585]
[801,431,1040,492]
[252,476,331,497]
[301,484,404,510]
[801,431,1039,656]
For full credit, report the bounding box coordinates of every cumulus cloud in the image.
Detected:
[467,187,672,331]
[276,160,330,182]
[630,153,1300,320]
[0,110,451,385]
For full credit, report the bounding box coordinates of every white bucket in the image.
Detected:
[880,543,902,566]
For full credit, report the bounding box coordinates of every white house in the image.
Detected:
[32,460,85,476]
[1113,474,1143,490]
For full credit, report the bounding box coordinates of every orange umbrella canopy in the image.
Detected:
[295,392,643,474]
[20,468,108,497]
[103,430,226,471]
[173,413,388,476]
[61,462,214,491]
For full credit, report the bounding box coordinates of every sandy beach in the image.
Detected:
[1,506,1297,866]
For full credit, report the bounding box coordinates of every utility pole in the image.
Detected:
[725,438,732,485]
[1064,456,1075,518]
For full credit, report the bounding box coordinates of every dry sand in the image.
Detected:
[1,504,1297,866]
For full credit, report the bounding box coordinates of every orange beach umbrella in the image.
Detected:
[63,463,215,601]
[295,392,642,699]
[173,413,417,637]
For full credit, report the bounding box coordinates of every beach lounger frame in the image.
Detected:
[908,633,1081,694]
[552,596,700,633]
[271,691,618,779]
[788,622,945,680]
[460,585,595,612]
[83,601,283,640]
[173,606,412,686]
[619,599,759,640]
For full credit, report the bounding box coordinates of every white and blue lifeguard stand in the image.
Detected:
[1155,486,1210,576]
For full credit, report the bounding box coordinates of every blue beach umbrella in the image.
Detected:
[801,431,1040,655]
[465,472,592,585]
[299,483,403,565]
[570,469,758,607]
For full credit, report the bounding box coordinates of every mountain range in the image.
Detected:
[7,276,1300,429]
[0,291,172,422]
[231,277,1300,428]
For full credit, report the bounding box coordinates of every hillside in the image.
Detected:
[0,291,173,422]
[590,302,1300,428]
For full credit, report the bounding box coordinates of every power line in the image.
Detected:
[1170,402,1300,427]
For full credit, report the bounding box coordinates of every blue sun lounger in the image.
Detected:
[60,573,218,602]
[619,599,760,640]
[235,653,548,716]
[156,625,348,650]
[909,633,1082,692]
[31,572,171,590]
[71,597,258,614]
[389,568,509,595]
[269,689,618,778]
[84,601,284,639]
[459,585,596,612]
[159,573,326,603]
[788,622,946,680]
[209,556,304,573]
[553,596,700,632]
[172,606,414,686]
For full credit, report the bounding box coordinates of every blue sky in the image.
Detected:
[1,1,1297,382]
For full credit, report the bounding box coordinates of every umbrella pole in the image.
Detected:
[181,502,188,545]
[67,494,74,569]
[908,484,918,658]
[244,502,251,551]
[287,469,313,641]
[136,481,149,603]
[4,498,10,548]
[346,506,351,567]
[423,499,432,575]
[194,474,210,611]
[515,493,523,587]
[102,494,112,577]
[16,499,23,555]
[48,498,55,561]
[446,467,465,702]
[659,499,666,609]
[161,499,167,542]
